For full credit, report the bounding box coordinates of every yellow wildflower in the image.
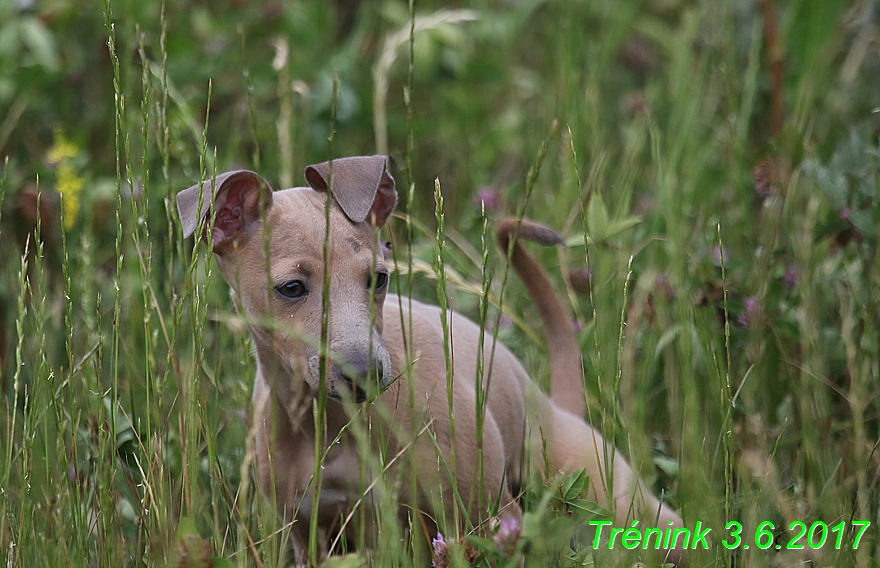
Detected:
[57,162,84,230]
[47,132,79,165]
[47,131,84,230]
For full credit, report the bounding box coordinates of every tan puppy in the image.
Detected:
[177,156,683,565]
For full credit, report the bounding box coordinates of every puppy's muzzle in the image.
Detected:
[337,353,387,403]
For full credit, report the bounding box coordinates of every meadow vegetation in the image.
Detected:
[0,0,878,566]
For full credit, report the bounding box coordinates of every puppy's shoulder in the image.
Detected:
[382,294,442,337]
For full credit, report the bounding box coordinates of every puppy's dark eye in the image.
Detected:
[369,271,389,292]
[276,280,307,300]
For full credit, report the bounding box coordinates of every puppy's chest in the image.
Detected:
[298,437,382,517]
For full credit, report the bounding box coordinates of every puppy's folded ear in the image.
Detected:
[304,155,397,228]
[176,170,273,253]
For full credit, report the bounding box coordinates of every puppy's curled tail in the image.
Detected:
[497,218,585,418]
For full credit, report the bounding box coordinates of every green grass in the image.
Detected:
[1,0,879,566]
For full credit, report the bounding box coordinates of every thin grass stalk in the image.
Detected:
[179,80,214,524]
[134,30,167,563]
[488,119,559,361]
[0,160,10,528]
[309,73,339,566]
[432,176,461,535]
[74,219,101,564]
[33,181,62,564]
[137,32,155,404]
[158,0,170,190]
[64,181,91,564]
[204,406,223,550]
[62,218,92,564]
[249,69,281,565]
[153,4,176,560]
[8,240,30,565]
[16,186,37,565]
[326,407,402,560]
[577,147,618,506]
[373,10,477,156]
[488,120,557,490]
[328,418,433,554]
[229,157,297,565]
[473,205,491,518]
[363,226,384,557]
[0,174,4,562]
[104,0,121,442]
[104,5,126,561]
[158,0,180,298]
[558,128,587,336]
[608,254,634,512]
[562,126,590,408]
[717,224,734,528]
[137,30,155,555]
[403,2,421,561]
[121,27,153,564]
[91,292,109,563]
[0,155,6,226]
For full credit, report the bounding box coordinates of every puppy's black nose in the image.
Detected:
[340,355,384,402]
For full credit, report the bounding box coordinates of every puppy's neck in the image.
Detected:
[256,354,353,437]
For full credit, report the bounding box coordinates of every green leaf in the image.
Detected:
[560,468,587,501]
[564,545,596,567]
[846,209,877,239]
[176,516,199,541]
[566,198,640,246]
[211,558,237,568]
[603,216,642,238]
[654,325,682,356]
[654,455,679,477]
[20,18,59,72]
[586,194,609,241]
[566,499,612,521]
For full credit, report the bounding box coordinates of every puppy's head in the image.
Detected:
[177,156,397,402]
